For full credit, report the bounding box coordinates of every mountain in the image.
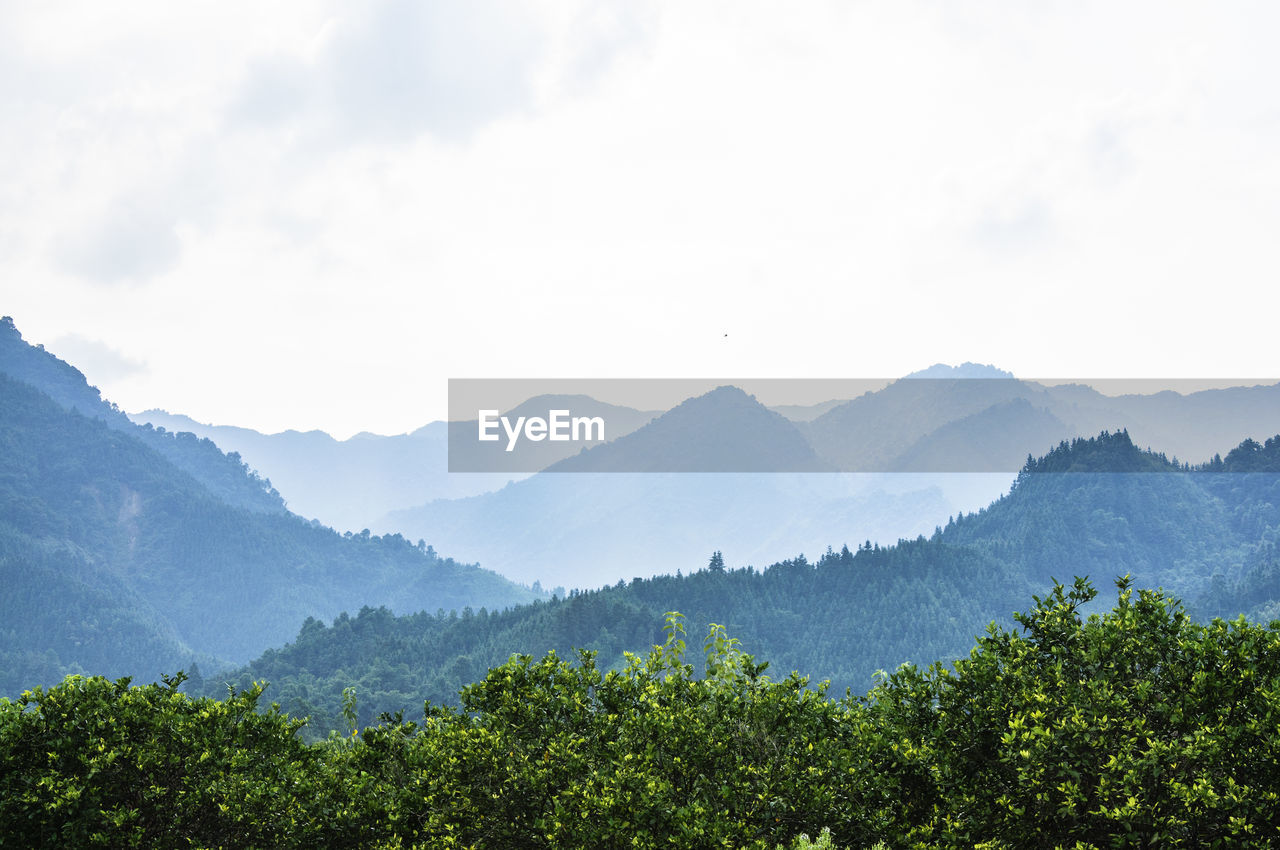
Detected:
[903,362,1016,379]
[447,394,658,473]
[385,386,961,589]
[800,374,1280,472]
[0,327,540,693]
[0,317,286,515]
[545,386,829,473]
[801,377,1058,470]
[129,394,658,532]
[216,430,1280,734]
[128,412,521,533]
[767,398,847,422]
[381,470,975,589]
[388,373,1280,588]
[889,397,1070,472]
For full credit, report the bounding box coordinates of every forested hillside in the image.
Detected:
[214,430,1280,734]
[0,366,539,695]
[1,317,286,514]
[799,375,1280,473]
[384,469,974,589]
[129,411,523,532]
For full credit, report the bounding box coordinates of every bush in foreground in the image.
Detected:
[2,578,1279,848]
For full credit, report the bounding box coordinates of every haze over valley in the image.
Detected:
[6,3,1280,842]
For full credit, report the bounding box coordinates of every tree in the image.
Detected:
[865,576,1280,846]
[0,673,319,848]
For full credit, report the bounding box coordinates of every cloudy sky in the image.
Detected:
[3,1,1279,437]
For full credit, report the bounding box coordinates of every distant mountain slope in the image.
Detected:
[903,362,1016,379]
[767,398,847,422]
[889,397,1069,472]
[801,375,1280,472]
[448,394,658,473]
[383,470,965,588]
[545,386,829,473]
[220,430,1280,735]
[1,317,285,515]
[0,372,540,692]
[944,432,1240,597]
[129,412,520,533]
[0,532,201,695]
[801,377,1057,470]
[130,394,657,533]
[387,386,955,589]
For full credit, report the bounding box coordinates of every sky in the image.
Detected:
[3,1,1279,438]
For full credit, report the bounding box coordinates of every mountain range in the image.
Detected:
[384,375,1280,588]
[127,361,1280,592]
[213,429,1280,734]
[129,410,520,533]
[0,318,538,694]
[7,312,1280,741]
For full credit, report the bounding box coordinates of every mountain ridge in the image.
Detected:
[0,322,542,693]
[1,317,286,515]
[214,429,1280,733]
[545,385,830,473]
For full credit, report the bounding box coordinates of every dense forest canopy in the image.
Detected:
[4,579,1278,847]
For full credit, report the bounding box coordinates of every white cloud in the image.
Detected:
[3,1,1280,436]
[227,0,591,144]
[53,193,183,284]
[47,333,148,383]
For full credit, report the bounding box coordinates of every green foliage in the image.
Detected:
[214,592,663,738]
[341,685,359,736]
[317,613,876,848]
[0,672,316,848]
[865,576,1280,846]
[777,828,849,849]
[0,369,539,692]
[4,581,1280,847]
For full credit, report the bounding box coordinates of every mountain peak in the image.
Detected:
[547,384,829,472]
[1018,429,1176,475]
[904,362,1015,380]
[0,316,111,416]
[2,318,287,515]
[678,384,757,409]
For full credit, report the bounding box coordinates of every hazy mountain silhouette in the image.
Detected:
[381,469,1004,589]
[889,398,1071,472]
[801,374,1280,473]
[130,411,521,533]
[546,386,830,473]
[903,362,1016,380]
[768,399,847,422]
[801,377,1050,470]
[0,322,541,693]
[447,394,658,473]
[1,317,286,515]
[384,374,1280,589]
